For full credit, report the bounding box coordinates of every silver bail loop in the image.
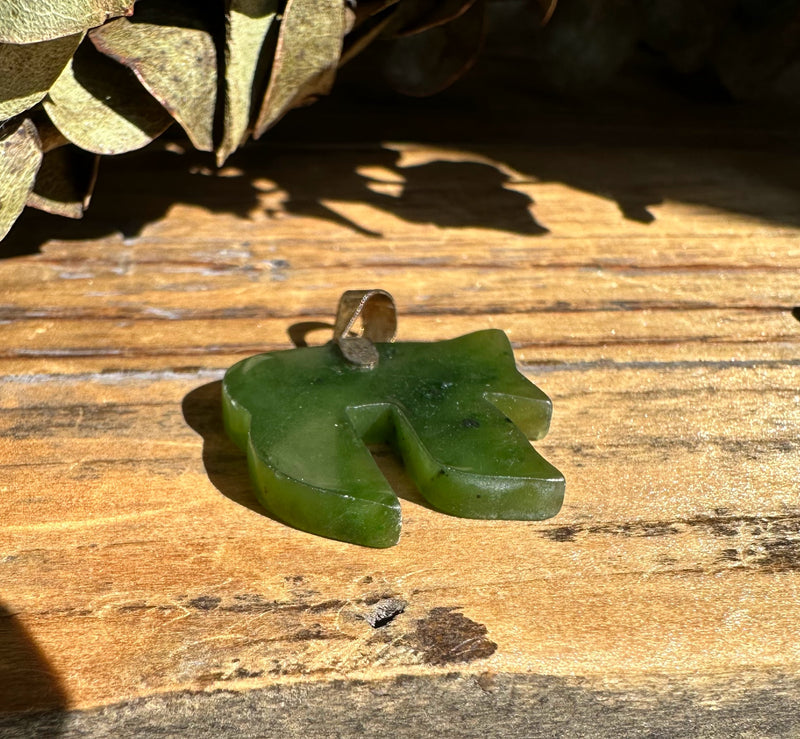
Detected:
[333,289,397,369]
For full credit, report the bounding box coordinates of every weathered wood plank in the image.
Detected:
[0,310,797,362]
[1,94,799,732]
[2,670,800,738]
[3,262,798,311]
[2,355,798,710]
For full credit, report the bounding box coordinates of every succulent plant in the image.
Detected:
[1,0,798,244]
[0,0,507,241]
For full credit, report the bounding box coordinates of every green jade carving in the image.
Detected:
[222,329,565,547]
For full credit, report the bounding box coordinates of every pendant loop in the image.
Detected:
[334,289,397,368]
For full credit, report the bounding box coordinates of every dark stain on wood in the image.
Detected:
[407,607,497,665]
[541,525,579,542]
[753,538,800,573]
[541,512,800,573]
[541,520,683,540]
[187,595,221,611]
[542,513,800,539]
[229,667,264,679]
[2,403,144,438]
[562,437,798,458]
[181,594,350,616]
[287,625,356,642]
[117,593,409,622]
[361,591,399,606]
[307,598,349,614]
[117,602,172,613]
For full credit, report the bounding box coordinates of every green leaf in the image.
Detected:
[0,118,42,241]
[218,0,280,164]
[90,2,218,153]
[43,40,172,155]
[0,33,83,119]
[383,0,486,96]
[254,0,346,137]
[27,144,98,218]
[0,0,134,44]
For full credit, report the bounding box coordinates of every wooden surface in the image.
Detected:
[1,88,800,736]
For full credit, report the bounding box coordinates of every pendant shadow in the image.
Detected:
[181,380,268,518]
[287,321,335,348]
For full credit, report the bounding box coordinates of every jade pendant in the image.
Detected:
[222,293,564,547]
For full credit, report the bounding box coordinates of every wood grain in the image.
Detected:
[1,93,799,735]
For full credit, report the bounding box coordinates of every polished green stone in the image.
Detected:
[222,329,565,547]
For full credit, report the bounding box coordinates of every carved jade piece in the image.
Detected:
[222,329,564,547]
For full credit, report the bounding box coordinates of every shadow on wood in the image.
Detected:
[6,98,799,261]
[1,138,548,258]
[0,601,67,733]
[286,321,335,348]
[181,380,267,519]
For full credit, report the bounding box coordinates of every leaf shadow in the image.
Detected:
[266,79,800,233]
[4,81,800,258]
[1,143,262,258]
[254,144,549,237]
[1,131,549,259]
[0,600,67,734]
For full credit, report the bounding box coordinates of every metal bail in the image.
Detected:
[334,289,397,369]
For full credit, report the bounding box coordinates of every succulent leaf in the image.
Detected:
[27,144,99,219]
[340,6,398,67]
[713,1,800,100]
[219,0,280,164]
[43,40,173,155]
[0,118,42,240]
[383,0,486,96]
[6,0,793,247]
[90,3,219,153]
[352,0,401,26]
[388,0,478,37]
[254,0,347,137]
[0,34,84,119]
[0,0,135,44]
